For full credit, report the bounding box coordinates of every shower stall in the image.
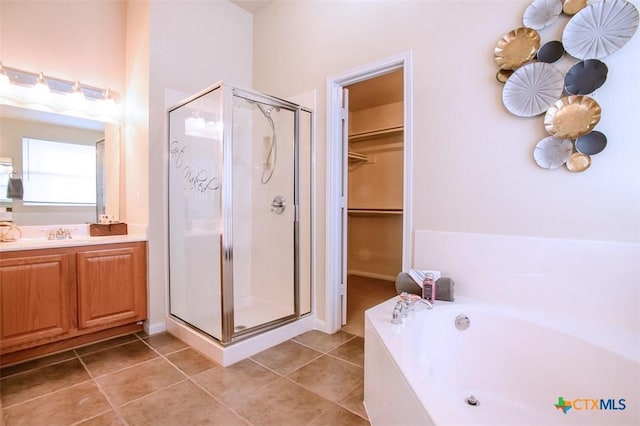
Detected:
[167,83,312,347]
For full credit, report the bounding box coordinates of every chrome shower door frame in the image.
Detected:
[221,86,303,344]
[168,82,310,345]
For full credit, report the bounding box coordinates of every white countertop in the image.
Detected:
[0,223,147,252]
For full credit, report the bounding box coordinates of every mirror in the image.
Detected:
[0,104,120,226]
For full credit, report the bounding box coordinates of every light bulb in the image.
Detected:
[34,72,50,97]
[100,88,117,116]
[0,62,10,90]
[68,81,85,108]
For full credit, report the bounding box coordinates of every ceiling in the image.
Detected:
[347,69,404,111]
[230,0,272,14]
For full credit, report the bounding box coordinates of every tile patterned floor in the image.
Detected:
[0,330,369,426]
[341,274,397,337]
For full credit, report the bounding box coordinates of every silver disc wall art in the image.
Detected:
[562,0,640,60]
[502,62,564,117]
[533,136,573,169]
[495,0,639,173]
[523,0,563,30]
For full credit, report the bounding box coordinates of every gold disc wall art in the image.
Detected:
[494,27,540,70]
[544,96,601,140]
[493,0,639,173]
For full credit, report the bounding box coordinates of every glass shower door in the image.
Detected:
[230,93,297,335]
[168,87,223,340]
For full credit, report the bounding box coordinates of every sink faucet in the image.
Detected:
[391,294,433,324]
[48,228,72,240]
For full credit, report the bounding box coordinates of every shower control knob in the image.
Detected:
[271,195,286,215]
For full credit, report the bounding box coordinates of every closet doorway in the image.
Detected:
[341,70,404,336]
[326,52,413,337]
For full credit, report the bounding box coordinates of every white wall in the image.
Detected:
[0,1,126,93]
[252,0,640,323]
[146,1,253,331]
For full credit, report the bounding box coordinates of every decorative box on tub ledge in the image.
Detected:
[89,222,128,236]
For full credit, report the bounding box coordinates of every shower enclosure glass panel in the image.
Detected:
[231,96,296,333]
[168,82,312,345]
[168,88,223,340]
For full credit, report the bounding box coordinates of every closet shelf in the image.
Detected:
[349,126,403,142]
[348,209,403,216]
[348,151,375,164]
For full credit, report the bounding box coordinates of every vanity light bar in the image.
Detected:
[0,63,117,103]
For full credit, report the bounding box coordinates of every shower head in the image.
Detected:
[247,99,280,118]
[256,103,279,118]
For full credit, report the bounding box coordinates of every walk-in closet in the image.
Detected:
[342,69,404,336]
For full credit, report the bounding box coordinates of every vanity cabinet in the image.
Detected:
[0,241,147,365]
[0,253,74,350]
[77,245,146,329]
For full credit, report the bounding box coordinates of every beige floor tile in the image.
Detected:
[338,384,368,420]
[119,380,246,426]
[165,347,218,376]
[75,410,126,426]
[0,358,91,407]
[96,357,185,406]
[193,358,280,406]
[308,404,370,426]
[75,334,140,356]
[142,332,187,355]
[251,340,321,375]
[288,355,364,402]
[293,330,354,352]
[0,350,76,378]
[233,378,333,426]
[135,331,149,339]
[80,340,158,378]
[329,336,364,366]
[3,381,110,426]
[342,275,397,337]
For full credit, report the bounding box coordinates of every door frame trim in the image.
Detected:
[325,51,414,333]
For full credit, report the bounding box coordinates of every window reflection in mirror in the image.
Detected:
[0,105,117,226]
[0,157,12,203]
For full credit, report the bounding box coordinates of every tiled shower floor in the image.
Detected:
[0,331,369,425]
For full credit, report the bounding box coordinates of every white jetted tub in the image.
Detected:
[364,297,639,426]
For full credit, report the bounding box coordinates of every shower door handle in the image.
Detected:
[271,195,286,214]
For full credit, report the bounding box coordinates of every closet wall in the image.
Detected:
[347,70,403,281]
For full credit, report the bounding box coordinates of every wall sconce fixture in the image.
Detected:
[0,62,120,122]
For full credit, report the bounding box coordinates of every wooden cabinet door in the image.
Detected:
[0,253,73,351]
[76,243,147,330]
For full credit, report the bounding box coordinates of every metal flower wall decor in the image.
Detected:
[494,0,639,172]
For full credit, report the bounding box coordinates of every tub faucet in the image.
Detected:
[391,296,433,324]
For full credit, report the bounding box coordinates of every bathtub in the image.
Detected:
[363,297,639,426]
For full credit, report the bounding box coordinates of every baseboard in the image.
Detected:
[313,318,337,334]
[348,270,396,282]
[144,320,167,336]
